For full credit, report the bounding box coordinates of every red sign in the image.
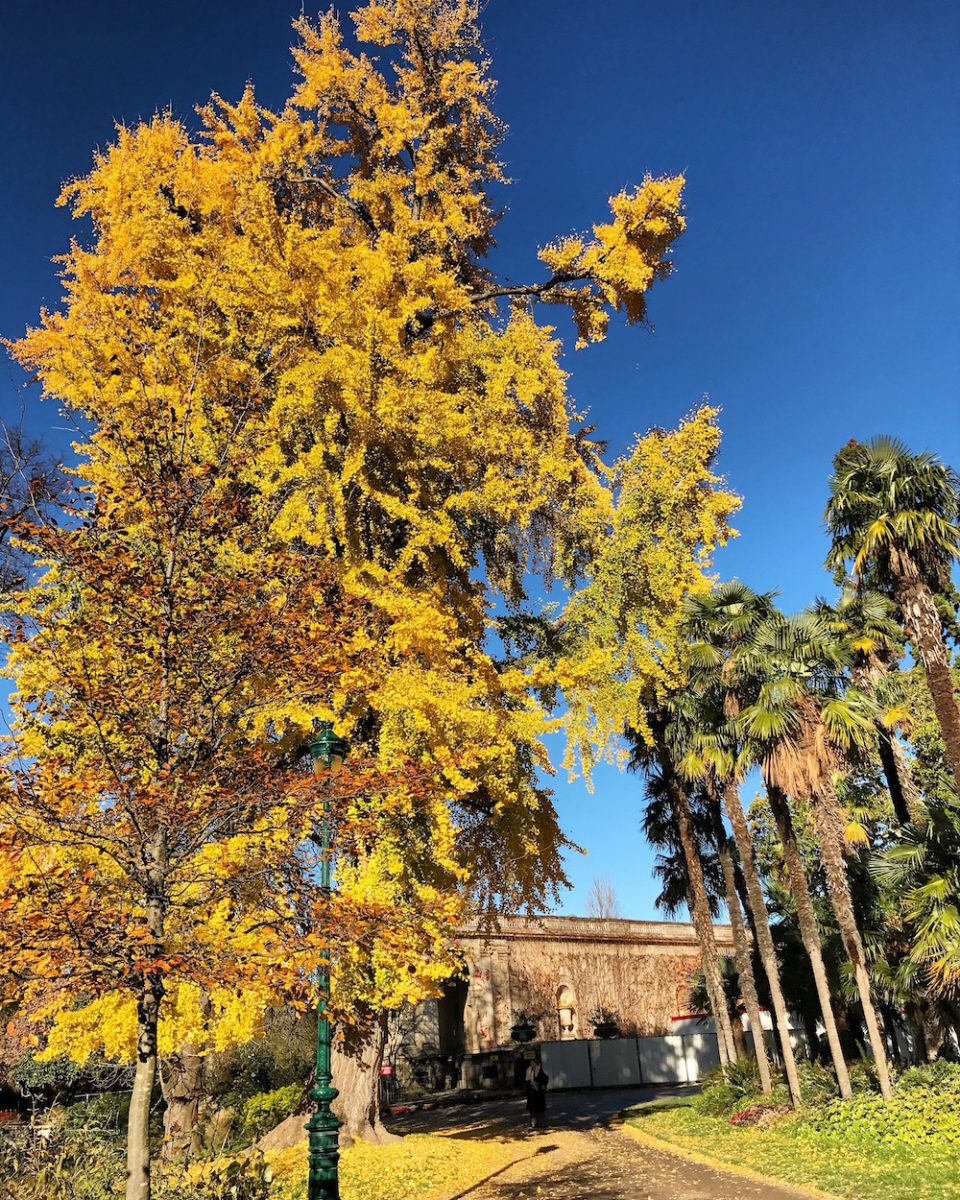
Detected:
[379,1065,394,1077]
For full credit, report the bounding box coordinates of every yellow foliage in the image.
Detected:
[267,1133,516,1200]
[1,0,707,1085]
[559,406,740,777]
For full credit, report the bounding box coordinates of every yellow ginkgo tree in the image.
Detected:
[1,0,719,1192]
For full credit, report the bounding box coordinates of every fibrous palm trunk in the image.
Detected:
[722,779,802,1104]
[671,779,738,1066]
[707,783,773,1093]
[892,553,960,787]
[854,659,924,826]
[876,723,924,825]
[812,778,894,1099]
[766,783,853,1099]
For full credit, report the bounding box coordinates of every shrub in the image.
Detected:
[206,1010,314,1103]
[847,1058,881,1095]
[897,1060,960,1094]
[156,1152,274,1200]
[693,1081,740,1116]
[0,1126,124,1199]
[693,1057,764,1117]
[794,1060,842,1106]
[723,1057,762,1098]
[64,1091,130,1131]
[729,1102,791,1127]
[10,1053,132,1103]
[801,1089,960,1147]
[240,1084,303,1140]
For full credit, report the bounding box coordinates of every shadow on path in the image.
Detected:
[448,1145,559,1200]
[388,1089,816,1200]
[387,1085,692,1143]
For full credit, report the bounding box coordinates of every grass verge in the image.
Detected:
[622,1095,960,1200]
[266,1133,517,1200]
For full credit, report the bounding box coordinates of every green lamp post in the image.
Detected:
[305,719,348,1200]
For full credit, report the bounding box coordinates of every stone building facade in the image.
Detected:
[389,915,734,1089]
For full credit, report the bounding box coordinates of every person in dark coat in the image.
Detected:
[525,1058,548,1129]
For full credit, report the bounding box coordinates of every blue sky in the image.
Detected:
[1,1,957,919]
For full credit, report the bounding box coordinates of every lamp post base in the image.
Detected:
[305,1087,340,1200]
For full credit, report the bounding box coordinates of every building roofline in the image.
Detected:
[456,913,734,948]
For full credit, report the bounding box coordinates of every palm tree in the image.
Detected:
[704,781,775,1091]
[668,689,775,1092]
[825,436,960,786]
[874,797,960,1001]
[684,583,803,1104]
[815,586,923,825]
[634,713,739,1067]
[687,956,752,1059]
[739,612,893,1098]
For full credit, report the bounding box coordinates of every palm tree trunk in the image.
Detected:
[879,1004,903,1068]
[671,780,738,1066]
[854,658,924,827]
[893,564,960,786]
[876,722,924,825]
[812,779,894,1099]
[766,783,853,1099]
[707,784,773,1093]
[907,1006,931,1064]
[722,779,803,1104]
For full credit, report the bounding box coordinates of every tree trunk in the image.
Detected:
[127,984,161,1200]
[722,779,802,1104]
[332,1012,397,1147]
[708,786,773,1093]
[730,1011,748,1058]
[160,1039,207,1160]
[803,1007,820,1064]
[894,565,960,787]
[670,781,738,1066]
[879,1004,903,1068]
[766,784,853,1099]
[126,830,166,1200]
[904,1006,927,1064]
[875,722,924,825]
[812,779,894,1099]
[854,657,924,827]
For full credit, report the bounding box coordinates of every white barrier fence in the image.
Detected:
[540,1028,724,1089]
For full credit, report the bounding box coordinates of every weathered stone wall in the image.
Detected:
[389,916,735,1088]
[458,916,734,1051]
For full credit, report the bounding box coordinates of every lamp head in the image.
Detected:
[307,720,348,776]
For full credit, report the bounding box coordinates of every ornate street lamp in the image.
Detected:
[305,719,348,1200]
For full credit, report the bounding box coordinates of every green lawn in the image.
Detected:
[623,1096,960,1200]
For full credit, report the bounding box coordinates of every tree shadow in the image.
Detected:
[449,1153,630,1200]
[622,1099,693,1117]
[386,1085,694,1143]
[447,1144,560,1199]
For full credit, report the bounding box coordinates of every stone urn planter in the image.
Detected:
[592,1020,619,1039]
[590,1007,621,1039]
[511,1020,536,1044]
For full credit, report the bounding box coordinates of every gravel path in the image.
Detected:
[390,1089,819,1200]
